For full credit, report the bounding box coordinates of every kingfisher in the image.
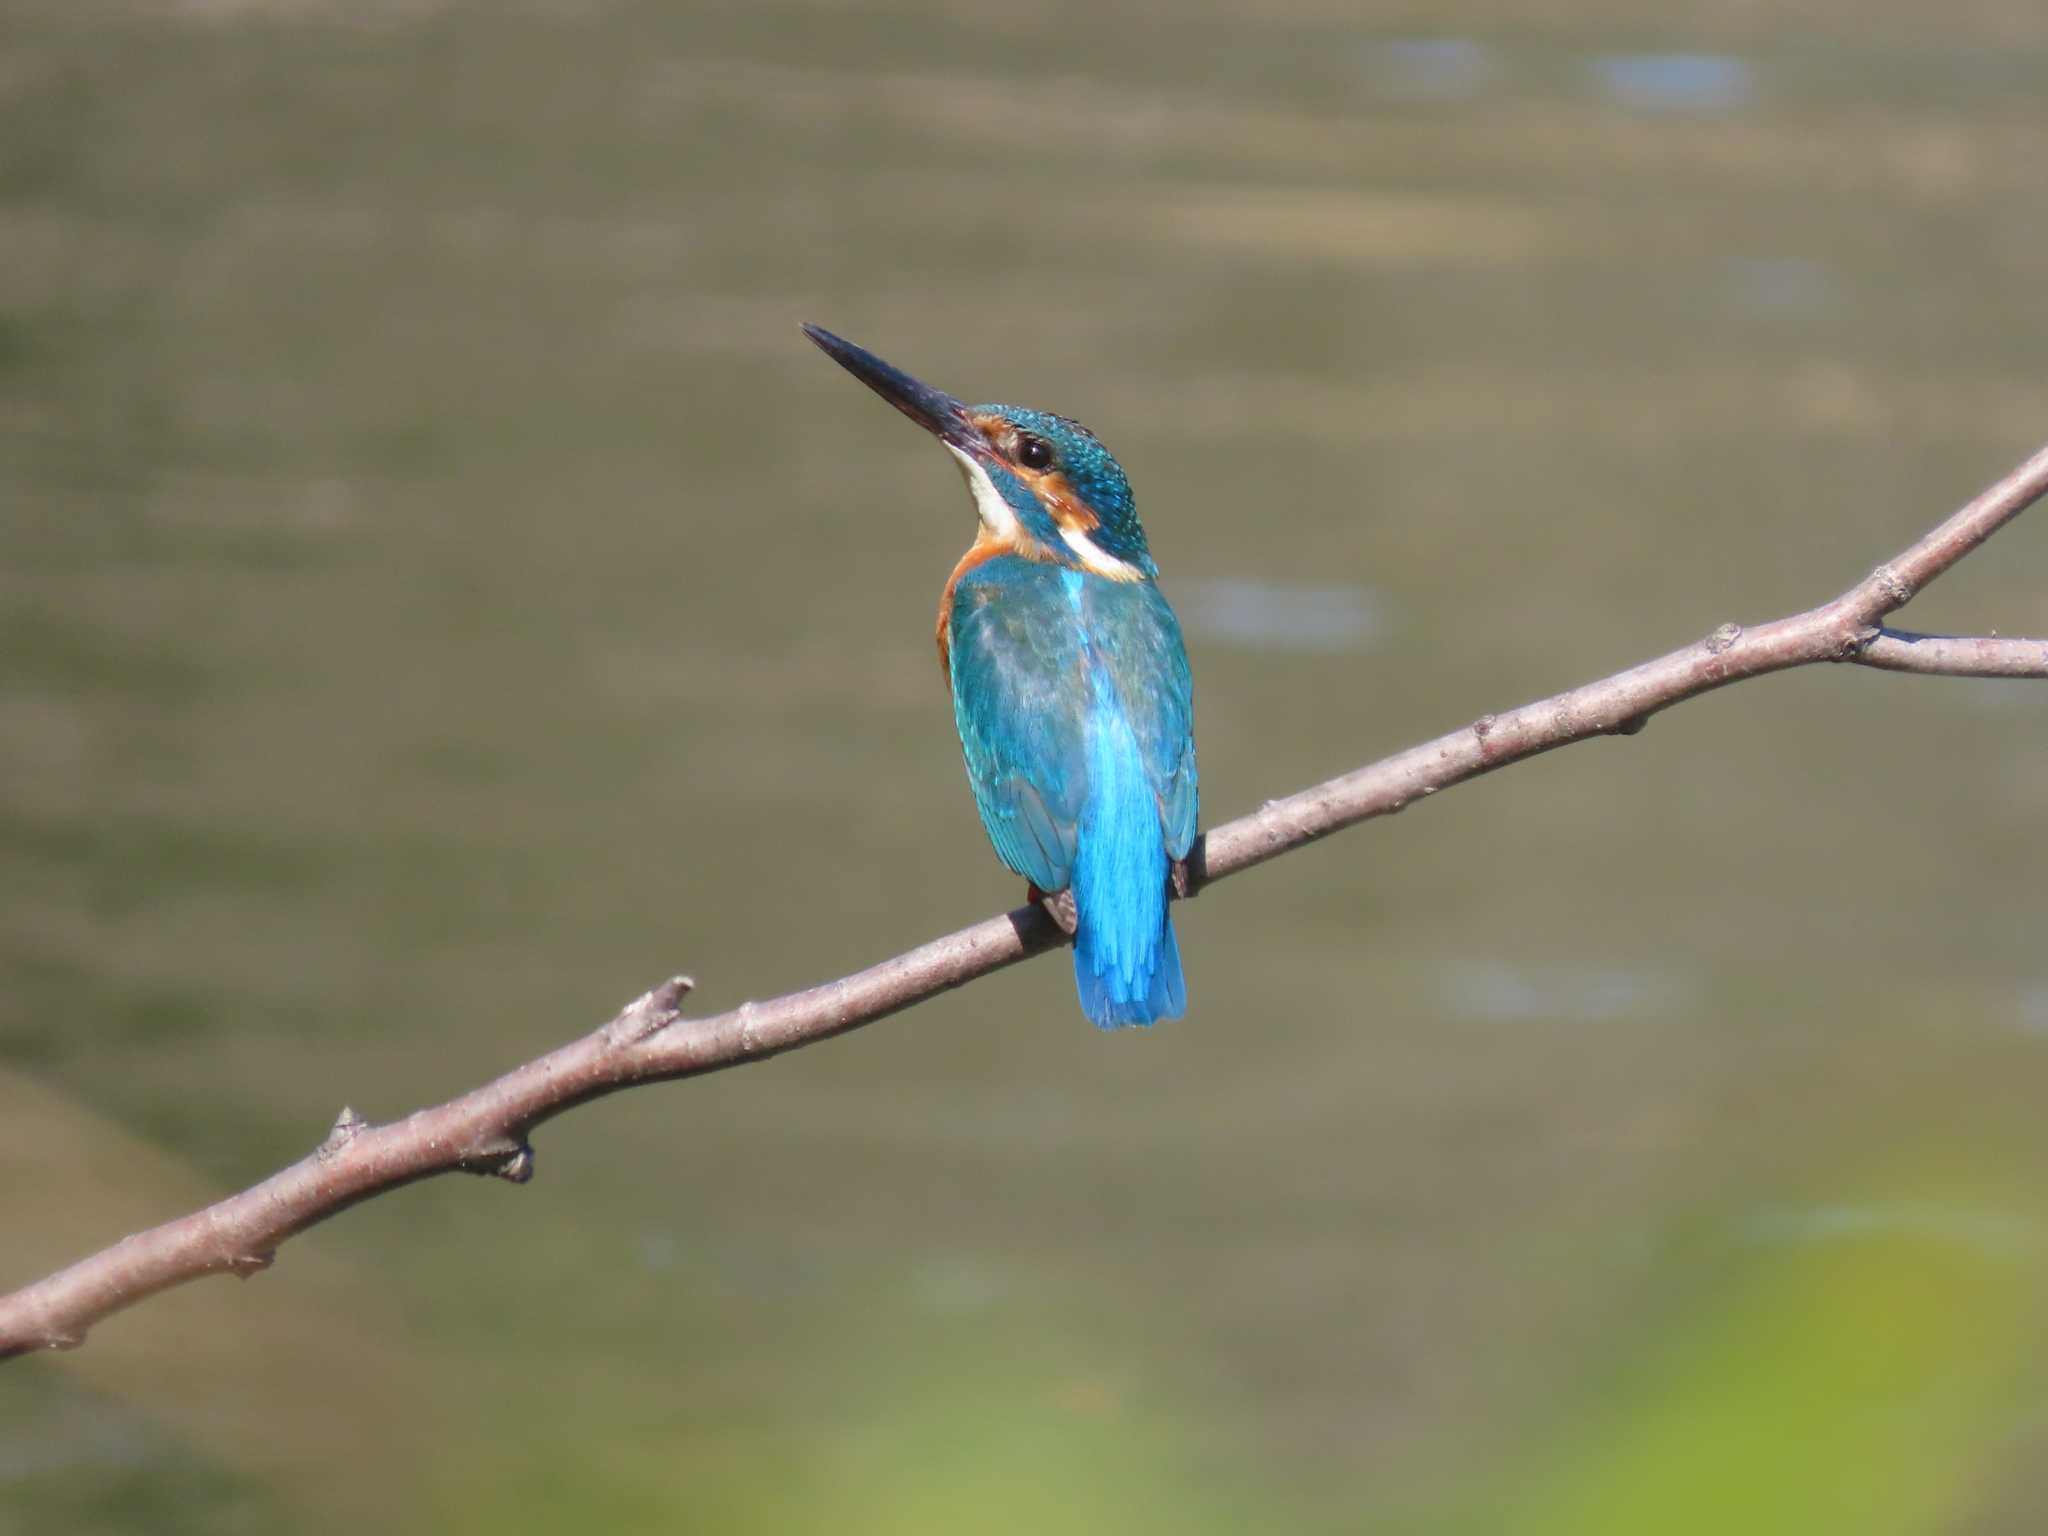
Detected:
[803,324,1198,1028]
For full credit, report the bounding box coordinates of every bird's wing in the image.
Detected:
[1084,578,1199,861]
[947,564,1091,893]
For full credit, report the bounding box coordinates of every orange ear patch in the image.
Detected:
[1033,471,1100,533]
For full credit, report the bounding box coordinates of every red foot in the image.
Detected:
[1027,882,1079,937]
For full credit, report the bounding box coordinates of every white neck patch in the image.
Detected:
[1058,525,1145,583]
[944,443,1145,583]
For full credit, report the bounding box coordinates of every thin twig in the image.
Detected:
[4,441,2046,1362]
[1854,628,2048,678]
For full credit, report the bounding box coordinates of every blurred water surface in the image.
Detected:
[5,3,2048,1531]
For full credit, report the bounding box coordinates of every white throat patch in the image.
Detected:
[944,444,1023,544]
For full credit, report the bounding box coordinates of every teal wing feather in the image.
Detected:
[1081,578,1199,860]
[946,558,1090,893]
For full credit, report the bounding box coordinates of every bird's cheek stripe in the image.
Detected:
[967,413,1101,533]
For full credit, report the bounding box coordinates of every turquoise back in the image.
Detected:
[946,555,1196,1025]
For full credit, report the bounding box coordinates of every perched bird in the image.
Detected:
[803,324,1198,1028]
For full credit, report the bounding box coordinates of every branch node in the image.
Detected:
[602,975,696,1049]
[494,1146,536,1185]
[225,1251,275,1278]
[318,1106,370,1160]
[460,1134,536,1183]
[1472,713,1497,740]
[1704,622,1743,655]
[1871,562,1914,607]
[1608,714,1649,737]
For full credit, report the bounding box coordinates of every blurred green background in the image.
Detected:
[5,2,2048,1531]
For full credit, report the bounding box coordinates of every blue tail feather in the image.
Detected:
[1070,689,1185,1029]
[1075,911,1184,1028]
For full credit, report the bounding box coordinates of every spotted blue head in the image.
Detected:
[802,324,1157,583]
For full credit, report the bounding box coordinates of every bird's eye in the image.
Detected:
[1016,435,1054,471]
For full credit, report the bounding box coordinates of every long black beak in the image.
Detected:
[801,324,977,450]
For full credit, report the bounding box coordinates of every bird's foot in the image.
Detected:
[1027,882,1079,937]
[1169,857,1192,899]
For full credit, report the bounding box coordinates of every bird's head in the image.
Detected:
[803,324,1154,582]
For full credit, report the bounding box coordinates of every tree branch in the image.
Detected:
[5,441,2047,1362]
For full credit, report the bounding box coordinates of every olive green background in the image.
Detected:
[5,3,2048,1531]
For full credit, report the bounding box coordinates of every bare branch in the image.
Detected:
[5,440,2046,1362]
[1853,628,2048,678]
